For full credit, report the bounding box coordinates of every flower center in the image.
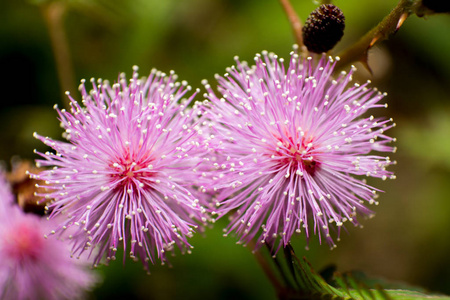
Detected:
[109,151,154,190]
[276,136,320,176]
[3,220,43,262]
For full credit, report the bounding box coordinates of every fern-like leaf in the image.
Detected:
[276,244,450,300]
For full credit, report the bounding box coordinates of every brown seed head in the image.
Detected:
[302,4,345,54]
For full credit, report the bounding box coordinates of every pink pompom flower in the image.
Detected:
[203,49,396,252]
[0,172,97,300]
[32,67,208,269]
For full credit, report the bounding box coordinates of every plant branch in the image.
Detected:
[252,245,285,297]
[41,1,75,110]
[278,0,304,48]
[335,0,418,71]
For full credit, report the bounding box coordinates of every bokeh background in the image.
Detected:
[1,0,450,299]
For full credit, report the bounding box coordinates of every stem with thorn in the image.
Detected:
[334,0,418,71]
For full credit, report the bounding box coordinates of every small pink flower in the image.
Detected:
[203,50,396,252]
[0,172,97,300]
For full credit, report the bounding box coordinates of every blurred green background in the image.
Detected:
[1,0,450,299]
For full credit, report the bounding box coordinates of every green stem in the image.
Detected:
[252,244,285,297]
[271,252,295,290]
[41,1,75,110]
[335,0,418,70]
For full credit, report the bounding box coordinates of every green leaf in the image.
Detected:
[279,245,450,300]
[383,290,450,300]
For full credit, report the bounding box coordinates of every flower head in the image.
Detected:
[203,50,396,251]
[32,67,208,268]
[0,171,97,300]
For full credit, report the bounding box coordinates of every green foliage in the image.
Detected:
[276,245,450,300]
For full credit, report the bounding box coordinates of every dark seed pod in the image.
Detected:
[421,0,450,13]
[302,4,345,54]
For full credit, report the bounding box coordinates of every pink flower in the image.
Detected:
[0,172,13,211]
[32,67,208,269]
[0,172,97,300]
[203,50,396,252]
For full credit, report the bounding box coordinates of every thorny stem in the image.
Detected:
[41,1,75,110]
[278,0,305,53]
[335,0,418,71]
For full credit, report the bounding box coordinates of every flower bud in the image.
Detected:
[302,4,345,53]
